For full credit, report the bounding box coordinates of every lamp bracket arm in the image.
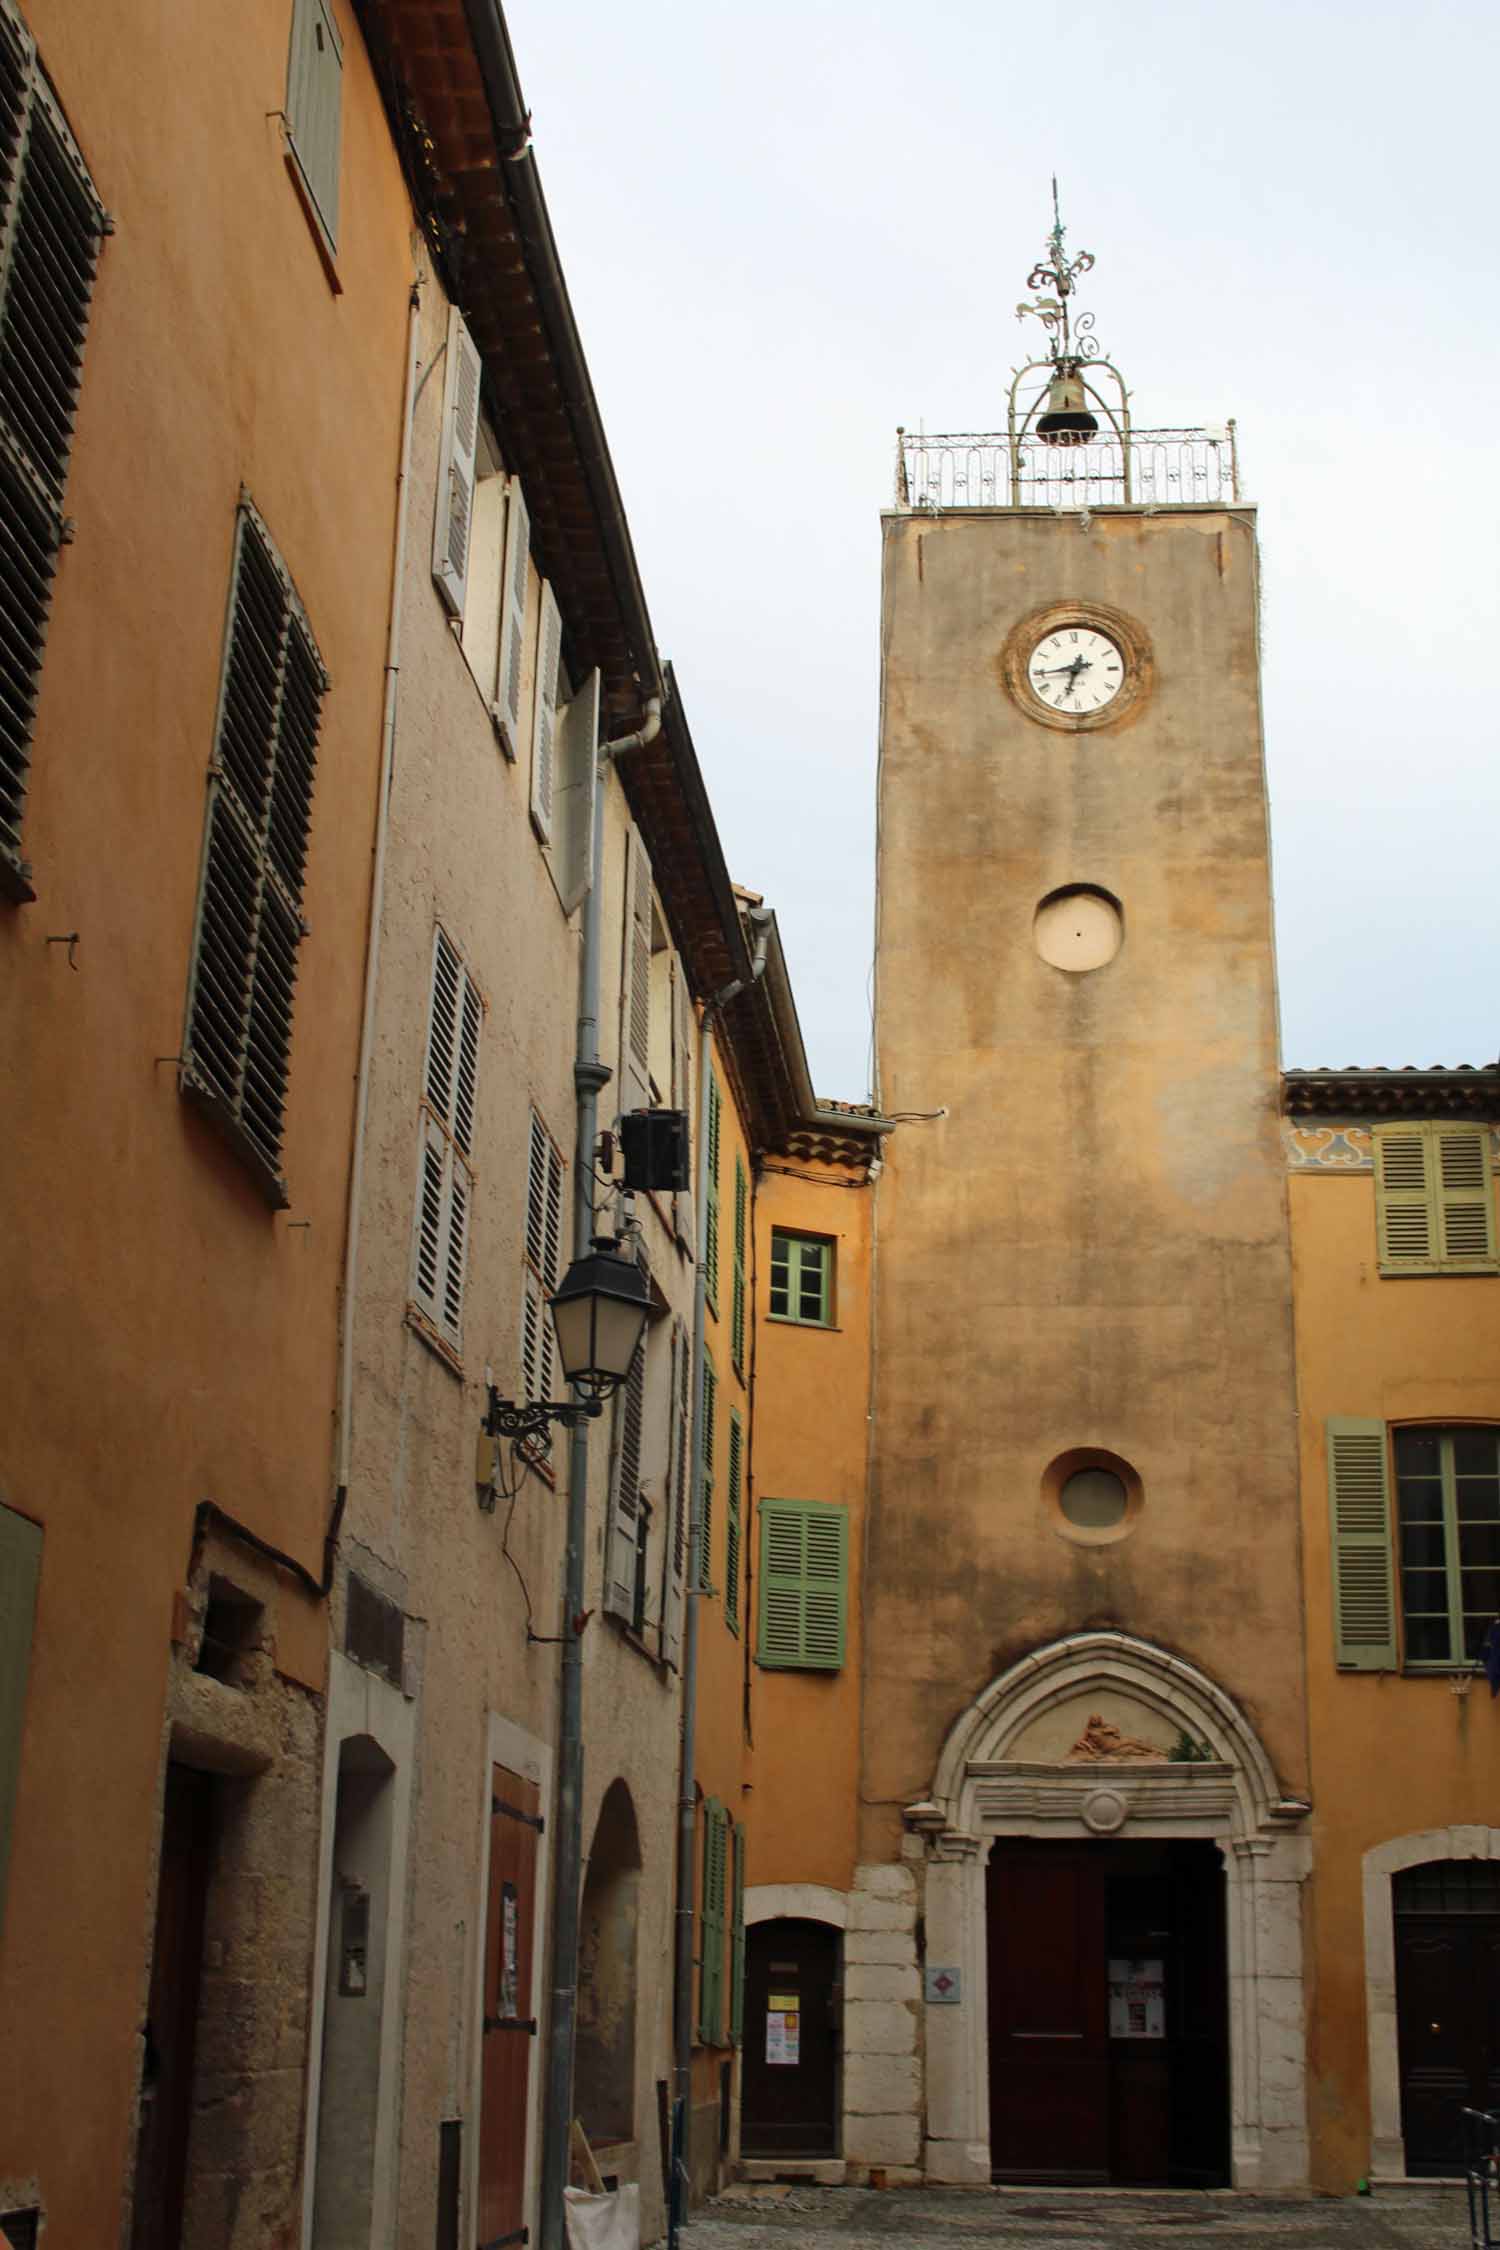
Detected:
[483,1392,604,1443]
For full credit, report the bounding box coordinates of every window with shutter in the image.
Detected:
[522,1110,565,1408]
[731,1158,748,1380]
[768,1231,834,1325]
[554,669,599,916]
[671,962,696,1254]
[605,1291,648,1624]
[661,1315,690,1666]
[697,1353,717,1594]
[1393,1425,1500,1667]
[493,477,531,758]
[725,1410,744,1635]
[285,0,343,252]
[729,1821,746,2048]
[408,927,482,1355]
[704,1071,722,1315]
[181,501,328,1205]
[1373,1122,1496,1275]
[698,1797,728,2048]
[0,1499,43,1920]
[431,306,482,622]
[529,581,562,843]
[619,826,653,1115]
[0,4,106,900]
[1326,1418,1397,1671]
[757,1499,848,1671]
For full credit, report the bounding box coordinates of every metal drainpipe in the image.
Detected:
[672,907,773,2227]
[539,694,661,2250]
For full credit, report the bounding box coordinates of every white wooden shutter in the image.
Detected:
[619,824,653,1119]
[671,960,696,1255]
[1435,1126,1496,1267]
[287,0,343,244]
[493,477,531,757]
[529,581,562,842]
[605,1328,647,1622]
[522,1112,565,1403]
[411,929,480,1352]
[661,1317,690,1666]
[1327,1418,1397,1670]
[555,668,600,915]
[432,307,483,621]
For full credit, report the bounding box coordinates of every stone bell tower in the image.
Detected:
[853,197,1311,2192]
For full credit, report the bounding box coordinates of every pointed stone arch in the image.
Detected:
[907,1631,1312,2194]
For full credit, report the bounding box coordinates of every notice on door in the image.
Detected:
[765,1996,800,2066]
[1108,1957,1165,2040]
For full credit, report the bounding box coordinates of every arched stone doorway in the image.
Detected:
[906,1632,1312,2191]
[575,1780,642,2151]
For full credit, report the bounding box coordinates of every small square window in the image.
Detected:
[768,1231,833,1327]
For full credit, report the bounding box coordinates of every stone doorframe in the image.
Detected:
[1363,1825,1500,2182]
[905,1631,1313,2192]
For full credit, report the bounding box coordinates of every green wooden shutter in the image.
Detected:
[697,1355,717,1592]
[1374,1126,1436,1272]
[731,1157,747,1376]
[1327,1418,1397,1670]
[0,1503,42,1924]
[725,1411,743,1634]
[698,1797,727,2046]
[758,1500,848,1670]
[704,1072,722,1315]
[730,1821,746,2048]
[1435,1126,1497,1268]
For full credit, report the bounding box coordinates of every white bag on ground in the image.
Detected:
[563,2182,639,2250]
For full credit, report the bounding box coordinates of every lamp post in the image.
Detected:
[483,1233,651,1447]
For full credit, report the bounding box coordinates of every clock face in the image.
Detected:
[1027,625,1126,718]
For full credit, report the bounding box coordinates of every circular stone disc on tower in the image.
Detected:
[1034,886,1123,972]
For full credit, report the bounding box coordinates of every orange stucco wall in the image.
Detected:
[0,2,411,2236]
[743,1157,873,1900]
[1290,1158,1500,2189]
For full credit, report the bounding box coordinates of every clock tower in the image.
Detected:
[855,203,1311,2191]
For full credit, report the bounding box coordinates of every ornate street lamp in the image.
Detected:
[484,1235,651,1448]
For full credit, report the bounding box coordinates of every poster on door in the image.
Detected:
[765,1994,800,2066]
[1108,1957,1165,2039]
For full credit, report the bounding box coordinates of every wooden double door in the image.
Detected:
[741,1920,841,2157]
[988,1839,1229,2186]
[1395,1860,1500,2175]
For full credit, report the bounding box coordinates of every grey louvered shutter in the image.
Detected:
[605,1326,647,1622]
[619,824,653,1119]
[522,1112,564,1405]
[725,1410,743,1634]
[182,503,327,1204]
[555,668,599,915]
[1327,1418,1397,1671]
[671,960,696,1255]
[0,1501,42,1924]
[432,307,482,621]
[1435,1126,1496,1268]
[411,928,480,1352]
[529,581,562,842]
[661,1317,690,1666]
[0,7,106,892]
[493,477,531,757]
[286,0,343,245]
[697,1356,717,1593]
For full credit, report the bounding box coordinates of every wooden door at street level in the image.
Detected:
[478,1762,541,2248]
[988,1846,1109,2182]
[740,1920,840,2157]
[1395,1860,1500,2175]
[131,1764,215,2250]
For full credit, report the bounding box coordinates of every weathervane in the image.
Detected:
[1008,180,1131,468]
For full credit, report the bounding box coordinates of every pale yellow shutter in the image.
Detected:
[1373,1126,1435,1272]
[1326,1418,1397,1670]
[1434,1126,1497,1268]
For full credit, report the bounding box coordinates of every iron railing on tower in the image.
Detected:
[893,423,1241,512]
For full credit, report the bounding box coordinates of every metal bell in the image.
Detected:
[1036,364,1098,447]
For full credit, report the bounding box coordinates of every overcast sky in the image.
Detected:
[506,0,1500,1101]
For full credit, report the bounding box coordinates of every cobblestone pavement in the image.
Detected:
[672,2181,1473,2250]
